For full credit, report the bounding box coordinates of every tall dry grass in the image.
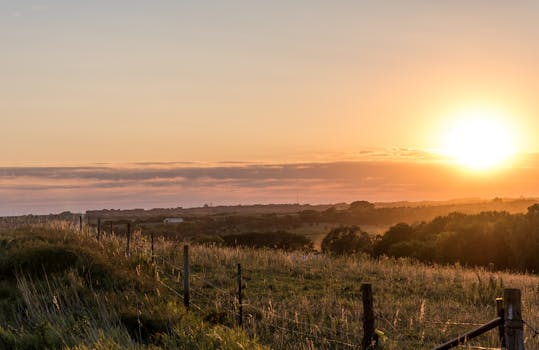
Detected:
[2,219,539,349]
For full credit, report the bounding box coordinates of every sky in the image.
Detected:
[1,1,539,214]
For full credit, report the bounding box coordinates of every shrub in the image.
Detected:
[0,244,79,279]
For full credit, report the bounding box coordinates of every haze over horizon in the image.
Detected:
[2,1,539,214]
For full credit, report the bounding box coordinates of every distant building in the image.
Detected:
[163,217,184,224]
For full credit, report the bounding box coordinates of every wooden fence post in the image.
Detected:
[150,232,155,262]
[79,215,83,232]
[361,283,377,350]
[97,218,101,241]
[183,245,190,310]
[504,288,524,350]
[110,221,113,236]
[497,297,506,348]
[237,263,243,328]
[126,223,131,257]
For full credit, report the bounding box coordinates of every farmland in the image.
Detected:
[1,218,539,349]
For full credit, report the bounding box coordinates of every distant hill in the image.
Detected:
[84,197,539,223]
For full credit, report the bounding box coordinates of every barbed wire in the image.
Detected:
[152,251,516,350]
[190,289,236,312]
[524,319,539,338]
[156,268,363,347]
[253,317,361,349]
[422,320,487,327]
[157,270,238,317]
[197,278,234,295]
[374,311,399,333]
[242,303,359,340]
[157,279,183,298]
[158,253,485,349]
[158,264,234,300]
[160,259,236,297]
[376,310,487,330]
[36,222,527,350]
[156,279,207,313]
[189,301,203,312]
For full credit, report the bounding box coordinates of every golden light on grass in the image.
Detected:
[441,108,516,171]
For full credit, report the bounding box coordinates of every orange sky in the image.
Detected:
[2,153,539,215]
[1,2,539,213]
[2,1,539,165]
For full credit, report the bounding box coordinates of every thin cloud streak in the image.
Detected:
[1,154,539,216]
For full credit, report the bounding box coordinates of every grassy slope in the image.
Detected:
[170,244,539,349]
[0,222,265,350]
[2,222,539,349]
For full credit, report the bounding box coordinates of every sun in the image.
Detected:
[441,109,516,170]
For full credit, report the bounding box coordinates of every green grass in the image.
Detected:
[1,221,539,349]
[162,244,539,349]
[0,222,265,350]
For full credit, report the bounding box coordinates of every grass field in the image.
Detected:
[1,221,539,349]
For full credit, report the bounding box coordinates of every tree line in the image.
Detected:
[322,205,539,272]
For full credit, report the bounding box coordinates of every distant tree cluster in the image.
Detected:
[221,231,313,252]
[321,205,539,272]
[321,226,372,255]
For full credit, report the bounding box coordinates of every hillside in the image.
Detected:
[81,197,537,221]
[78,197,539,249]
[1,221,539,349]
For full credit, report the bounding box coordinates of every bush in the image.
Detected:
[0,244,79,279]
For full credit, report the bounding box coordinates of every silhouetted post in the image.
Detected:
[97,218,101,241]
[126,223,131,256]
[237,263,243,328]
[497,297,506,348]
[504,289,524,350]
[150,232,155,262]
[361,283,377,350]
[79,216,83,232]
[183,245,189,309]
[110,221,113,236]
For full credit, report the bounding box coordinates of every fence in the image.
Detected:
[61,216,538,348]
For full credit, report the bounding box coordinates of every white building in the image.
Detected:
[163,217,184,224]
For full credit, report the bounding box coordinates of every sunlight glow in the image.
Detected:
[442,109,516,170]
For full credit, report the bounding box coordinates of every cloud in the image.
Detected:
[1,153,539,215]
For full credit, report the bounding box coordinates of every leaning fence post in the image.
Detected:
[126,223,131,256]
[361,283,377,350]
[497,297,506,348]
[97,218,101,241]
[504,288,524,350]
[183,245,190,310]
[237,263,243,328]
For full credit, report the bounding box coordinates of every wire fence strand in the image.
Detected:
[58,222,527,350]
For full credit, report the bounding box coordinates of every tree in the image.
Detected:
[221,231,313,251]
[373,222,414,256]
[321,226,372,255]
[349,201,375,211]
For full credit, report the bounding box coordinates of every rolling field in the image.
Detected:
[1,221,538,349]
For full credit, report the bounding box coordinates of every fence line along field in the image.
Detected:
[1,219,539,349]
